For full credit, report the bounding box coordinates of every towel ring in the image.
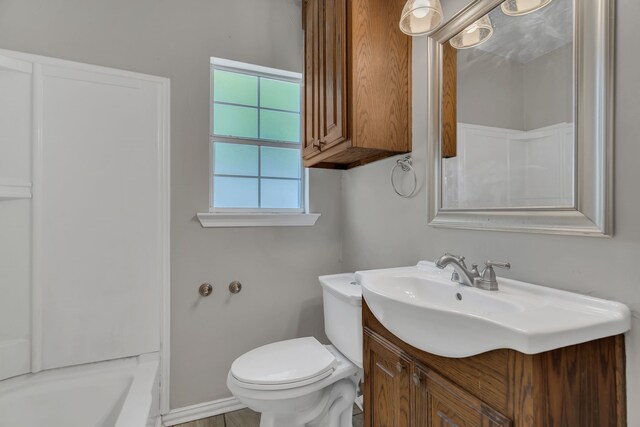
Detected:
[391,155,417,198]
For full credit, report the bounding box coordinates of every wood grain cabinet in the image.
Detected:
[363,302,627,427]
[302,0,411,169]
[364,329,411,427]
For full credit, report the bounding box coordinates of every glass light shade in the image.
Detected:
[449,15,493,49]
[399,0,443,36]
[501,0,553,16]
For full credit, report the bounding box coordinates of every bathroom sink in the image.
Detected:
[357,261,631,358]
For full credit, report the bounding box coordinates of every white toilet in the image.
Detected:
[227,273,362,427]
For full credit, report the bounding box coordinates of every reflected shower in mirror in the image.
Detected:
[441,0,574,210]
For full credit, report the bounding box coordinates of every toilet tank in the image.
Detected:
[319,273,362,368]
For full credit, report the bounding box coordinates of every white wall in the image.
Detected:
[0,0,343,409]
[342,0,640,425]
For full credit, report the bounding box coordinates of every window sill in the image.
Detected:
[197,212,321,228]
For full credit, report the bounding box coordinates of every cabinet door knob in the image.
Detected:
[412,373,421,386]
[395,362,405,373]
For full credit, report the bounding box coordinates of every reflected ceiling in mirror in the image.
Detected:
[441,0,574,210]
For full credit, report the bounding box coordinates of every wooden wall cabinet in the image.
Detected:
[363,301,627,427]
[302,0,411,169]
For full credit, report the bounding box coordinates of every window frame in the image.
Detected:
[209,57,305,214]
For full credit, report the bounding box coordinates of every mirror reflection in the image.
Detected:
[441,0,574,210]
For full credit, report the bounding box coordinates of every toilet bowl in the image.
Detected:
[227,274,362,427]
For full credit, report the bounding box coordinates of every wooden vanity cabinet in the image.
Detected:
[364,329,412,427]
[363,301,627,427]
[301,0,411,169]
[412,363,512,427]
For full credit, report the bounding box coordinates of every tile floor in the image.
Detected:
[176,404,363,427]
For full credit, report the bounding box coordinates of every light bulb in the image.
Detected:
[464,24,479,34]
[517,0,540,9]
[411,0,429,18]
[449,15,493,49]
[412,8,428,19]
[399,0,443,36]
[501,0,553,16]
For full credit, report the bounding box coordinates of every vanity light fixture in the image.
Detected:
[399,0,443,36]
[449,15,493,49]
[501,0,553,16]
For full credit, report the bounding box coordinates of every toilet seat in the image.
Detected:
[230,337,338,391]
[231,367,335,391]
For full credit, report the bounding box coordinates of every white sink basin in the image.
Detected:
[357,261,631,358]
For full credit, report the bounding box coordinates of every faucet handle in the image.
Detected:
[475,261,511,291]
[481,261,510,281]
[485,261,510,270]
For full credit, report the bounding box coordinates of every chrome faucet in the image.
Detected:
[435,253,510,291]
[434,253,479,287]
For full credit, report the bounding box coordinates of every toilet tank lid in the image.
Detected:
[319,273,361,306]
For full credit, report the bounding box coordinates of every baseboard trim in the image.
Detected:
[162,397,247,426]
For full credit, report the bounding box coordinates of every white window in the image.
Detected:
[210,57,304,213]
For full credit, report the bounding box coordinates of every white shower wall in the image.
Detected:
[0,49,170,409]
[0,55,34,381]
[443,122,574,209]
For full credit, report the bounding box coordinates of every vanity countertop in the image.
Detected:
[357,261,631,357]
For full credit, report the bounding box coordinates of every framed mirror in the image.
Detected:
[426,0,613,236]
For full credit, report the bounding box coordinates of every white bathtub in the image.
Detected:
[0,353,159,427]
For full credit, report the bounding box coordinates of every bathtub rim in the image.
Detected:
[0,352,160,427]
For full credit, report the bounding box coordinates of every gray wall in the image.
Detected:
[2,0,638,420]
[458,43,573,131]
[458,49,525,130]
[342,0,640,425]
[0,0,343,408]
[523,43,573,130]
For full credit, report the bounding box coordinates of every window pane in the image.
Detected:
[261,179,300,209]
[260,78,300,112]
[213,104,258,138]
[260,110,300,143]
[214,142,258,176]
[214,176,259,208]
[213,70,258,106]
[261,147,300,179]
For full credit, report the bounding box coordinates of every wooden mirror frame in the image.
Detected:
[426,0,614,236]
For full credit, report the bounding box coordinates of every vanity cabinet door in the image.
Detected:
[363,329,411,427]
[413,365,512,427]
